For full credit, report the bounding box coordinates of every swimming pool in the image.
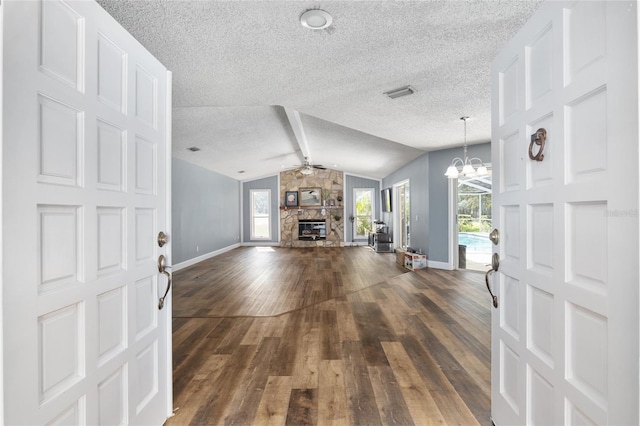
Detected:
[459,232,492,252]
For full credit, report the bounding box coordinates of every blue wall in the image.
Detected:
[382,153,429,254]
[381,142,491,264]
[428,143,491,262]
[172,158,240,264]
[242,175,280,243]
[171,141,491,266]
[344,175,381,242]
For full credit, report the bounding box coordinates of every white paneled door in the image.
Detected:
[2,1,172,424]
[491,1,638,425]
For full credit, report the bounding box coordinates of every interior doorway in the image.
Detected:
[457,175,492,271]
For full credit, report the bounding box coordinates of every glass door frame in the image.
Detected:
[393,179,410,250]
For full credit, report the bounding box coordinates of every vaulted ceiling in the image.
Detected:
[98,0,543,180]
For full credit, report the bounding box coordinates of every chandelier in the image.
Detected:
[444,116,489,179]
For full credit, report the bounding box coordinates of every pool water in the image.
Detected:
[459,232,492,252]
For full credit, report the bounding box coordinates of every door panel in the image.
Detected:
[38,95,83,186]
[135,136,157,195]
[98,367,127,424]
[96,119,126,192]
[502,205,520,265]
[567,202,607,288]
[500,132,521,193]
[3,1,172,424]
[135,66,158,129]
[499,341,520,414]
[97,33,127,113]
[527,286,553,368]
[528,203,553,274]
[526,25,552,108]
[526,115,553,188]
[97,287,126,364]
[40,0,84,91]
[566,89,607,183]
[97,207,125,275]
[499,59,519,126]
[528,368,553,425]
[491,1,638,424]
[39,304,83,403]
[566,1,605,83]
[501,275,520,340]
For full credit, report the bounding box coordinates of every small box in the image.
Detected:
[404,253,427,270]
[396,249,407,267]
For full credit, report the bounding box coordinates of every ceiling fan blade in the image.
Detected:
[313,165,326,169]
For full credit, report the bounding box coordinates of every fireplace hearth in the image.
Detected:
[298,219,326,240]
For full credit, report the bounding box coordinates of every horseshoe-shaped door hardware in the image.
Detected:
[529,128,547,162]
[485,253,500,309]
[158,254,172,310]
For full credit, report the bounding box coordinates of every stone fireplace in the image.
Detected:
[280,168,344,247]
[298,219,326,241]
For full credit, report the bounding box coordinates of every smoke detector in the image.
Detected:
[300,10,333,30]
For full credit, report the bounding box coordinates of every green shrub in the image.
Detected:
[458,215,492,233]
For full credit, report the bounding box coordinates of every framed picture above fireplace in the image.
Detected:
[285,191,298,207]
[299,187,322,206]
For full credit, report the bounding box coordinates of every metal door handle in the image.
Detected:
[485,252,500,309]
[158,254,172,310]
[158,231,169,247]
[489,229,499,245]
[485,270,499,309]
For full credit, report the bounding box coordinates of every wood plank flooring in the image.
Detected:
[168,247,491,425]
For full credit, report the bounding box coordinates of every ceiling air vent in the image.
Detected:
[383,85,415,99]
[187,146,200,152]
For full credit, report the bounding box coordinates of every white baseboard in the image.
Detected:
[241,241,280,247]
[172,243,240,271]
[427,260,455,270]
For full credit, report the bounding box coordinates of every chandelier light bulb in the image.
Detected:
[445,165,459,178]
[462,164,475,175]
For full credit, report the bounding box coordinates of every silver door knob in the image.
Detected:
[158,231,169,247]
[489,229,499,245]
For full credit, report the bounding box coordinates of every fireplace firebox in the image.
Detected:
[298,219,326,240]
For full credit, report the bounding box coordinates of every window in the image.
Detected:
[354,188,374,238]
[250,189,271,240]
[458,177,492,233]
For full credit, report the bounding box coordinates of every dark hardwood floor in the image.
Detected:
[168,246,491,425]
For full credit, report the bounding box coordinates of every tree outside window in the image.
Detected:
[457,178,492,233]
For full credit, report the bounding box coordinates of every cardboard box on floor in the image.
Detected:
[404,253,427,270]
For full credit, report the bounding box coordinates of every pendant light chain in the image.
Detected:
[461,116,469,162]
[444,115,488,179]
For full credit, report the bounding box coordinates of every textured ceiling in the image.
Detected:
[97,0,543,180]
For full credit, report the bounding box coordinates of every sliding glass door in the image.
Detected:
[394,180,410,248]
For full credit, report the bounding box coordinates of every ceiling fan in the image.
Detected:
[295,157,326,175]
